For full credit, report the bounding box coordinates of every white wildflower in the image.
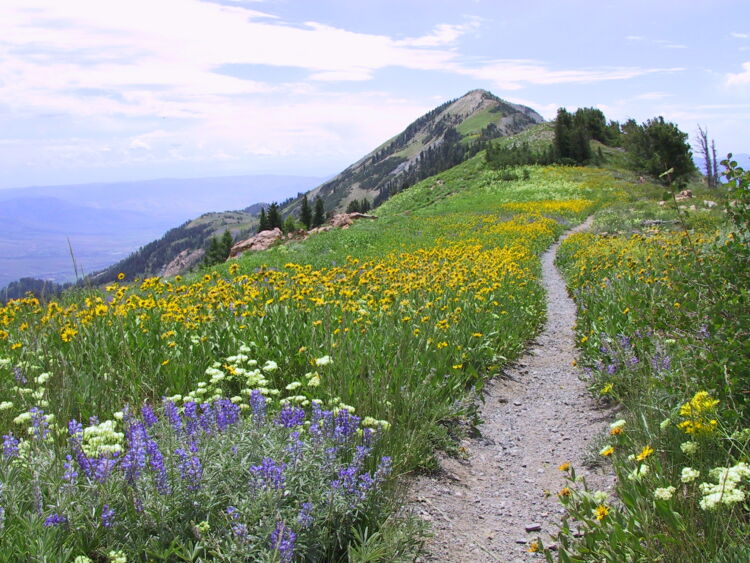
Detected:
[654,486,676,501]
[315,355,332,366]
[680,441,698,455]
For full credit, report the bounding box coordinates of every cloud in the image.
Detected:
[633,92,672,100]
[727,62,750,86]
[626,35,687,49]
[0,0,687,179]
[730,32,749,39]
[457,60,682,91]
[399,19,481,47]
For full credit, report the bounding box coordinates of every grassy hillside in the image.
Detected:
[0,149,621,559]
[0,145,745,560]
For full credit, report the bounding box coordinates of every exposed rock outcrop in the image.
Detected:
[229,227,282,258]
[160,248,205,277]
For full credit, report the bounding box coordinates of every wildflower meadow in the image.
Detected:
[551,158,750,561]
[0,156,610,560]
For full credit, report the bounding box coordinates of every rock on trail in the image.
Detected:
[409,218,613,562]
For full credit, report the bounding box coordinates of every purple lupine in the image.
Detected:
[162,399,182,434]
[141,404,158,428]
[92,454,119,484]
[146,439,171,495]
[232,522,249,542]
[29,407,49,441]
[175,448,202,491]
[215,399,240,431]
[618,334,632,350]
[269,521,296,562]
[183,401,200,437]
[226,505,240,520]
[353,445,371,467]
[697,324,710,340]
[297,502,313,528]
[101,504,115,528]
[2,434,19,458]
[250,390,266,424]
[62,455,78,484]
[275,405,305,428]
[286,431,304,461]
[226,506,249,542]
[332,464,360,499]
[250,457,286,490]
[68,419,93,479]
[626,355,640,367]
[358,472,375,495]
[651,353,671,373]
[13,366,27,385]
[43,513,66,527]
[199,402,215,434]
[333,409,361,443]
[606,363,617,375]
[362,428,375,447]
[374,456,392,482]
[121,420,149,485]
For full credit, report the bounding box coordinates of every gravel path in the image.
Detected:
[409,218,614,562]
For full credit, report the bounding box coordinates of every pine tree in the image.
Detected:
[346,199,361,213]
[258,208,270,233]
[361,198,371,212]
[267,202,281,230]
[300,194,312,229]
[312,196,325,227]
[204,236,221,266]
[220,230,233,260]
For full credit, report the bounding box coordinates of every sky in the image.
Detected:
[1,0,749,190]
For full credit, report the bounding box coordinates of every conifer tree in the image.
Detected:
[346,199,361,213]
[258,208,270,233]
[300,194,313,229]
[203,236,221,266]
[312,196,325,227]
[267,202,282,230]
[220,229,233,259]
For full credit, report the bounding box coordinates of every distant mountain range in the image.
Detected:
[2,90,544,295]
[0,175,322,289]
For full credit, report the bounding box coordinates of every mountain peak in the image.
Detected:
[287,90,544,216]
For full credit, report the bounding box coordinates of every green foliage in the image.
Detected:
[554,108,592,165]
[300,194,312,230]
[623,117,696,185]
[282,215,300,234]
[203,230,233,267]
[552,159,750,561]
[485,141,556,169]
[312,196,325,227]
[258,208,270,232]
[345,198,372,214]
[267,203,282,231]
[0,394,400,560]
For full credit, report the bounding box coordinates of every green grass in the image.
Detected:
[551,168,750,561]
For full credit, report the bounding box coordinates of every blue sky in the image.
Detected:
[1,0,748,189]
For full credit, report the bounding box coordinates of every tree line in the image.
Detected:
[486,106,699,186]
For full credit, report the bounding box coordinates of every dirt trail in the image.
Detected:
[410,218,613,562]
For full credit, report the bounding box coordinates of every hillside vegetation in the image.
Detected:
[0,111,746,560]
[0,145,621,559]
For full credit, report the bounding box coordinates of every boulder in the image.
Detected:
[330,212,377,230]
[675,189,693,201]
[229,227,282,258]
[161,248,205,277]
